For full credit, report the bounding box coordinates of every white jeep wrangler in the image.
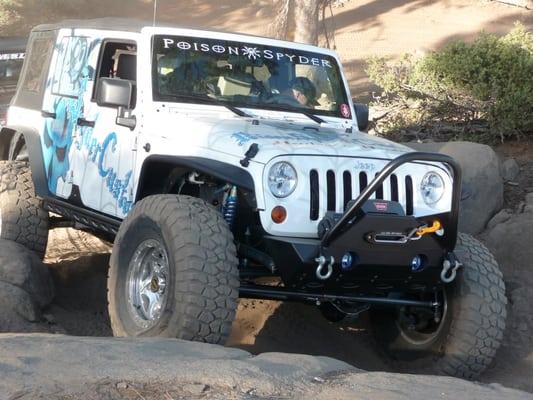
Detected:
[0,18,506,379]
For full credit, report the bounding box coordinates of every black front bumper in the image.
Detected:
[263,220,447,292]
[261,152,462,293]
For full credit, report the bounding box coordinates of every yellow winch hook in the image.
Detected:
[416,220,442,237]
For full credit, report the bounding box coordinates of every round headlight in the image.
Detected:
[420,171,445,205]
[268,162,297,198]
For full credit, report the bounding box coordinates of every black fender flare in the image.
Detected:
[0,125,50,197]
[0,126,15,159]
[136,155,257,207]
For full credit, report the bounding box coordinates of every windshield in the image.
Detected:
[152,35,351,119]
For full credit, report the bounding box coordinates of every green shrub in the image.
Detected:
[366,23,533,142]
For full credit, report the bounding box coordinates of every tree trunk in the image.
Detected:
[294,0,320,45]
[267,0,292,40]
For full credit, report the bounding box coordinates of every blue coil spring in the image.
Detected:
[223,186,238,229]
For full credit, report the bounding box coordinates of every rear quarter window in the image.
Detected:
[21,35,54,93]
[12,31,56,111]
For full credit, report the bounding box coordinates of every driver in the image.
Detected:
[289,77,318,107]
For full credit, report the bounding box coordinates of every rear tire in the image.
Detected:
[370,233,507,379]
[108,194,239,344]
[0,161,49,259]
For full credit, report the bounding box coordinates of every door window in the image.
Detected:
[93,41,137,106]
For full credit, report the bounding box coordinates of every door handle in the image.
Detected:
[77,118,95,128]
[41,110,56,119]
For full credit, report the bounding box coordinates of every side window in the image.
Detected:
[93,40,137,106]
[20,34,54,93]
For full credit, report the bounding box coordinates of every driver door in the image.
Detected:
[70,39,138,218]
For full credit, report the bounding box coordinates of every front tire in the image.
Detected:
[370,233,507,379]
[107,195,239,344]
[0,161,49,259]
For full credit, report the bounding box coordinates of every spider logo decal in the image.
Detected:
[241,46,260,60]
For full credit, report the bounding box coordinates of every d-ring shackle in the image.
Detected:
[315,255,334,280]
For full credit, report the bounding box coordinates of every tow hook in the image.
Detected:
[441,253,462,283]
[416,220,442,238]
[315,255,334,280]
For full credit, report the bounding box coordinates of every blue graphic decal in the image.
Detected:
[231,129,404,151]
[42,36,133,214]
[96,132,132,214]
[42,37,99,193]
[231,130,340,146]
[98,133,117,177]
[77,128,132,214]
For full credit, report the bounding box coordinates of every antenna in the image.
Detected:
[152,0,158,27]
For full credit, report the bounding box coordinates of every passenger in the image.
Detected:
[289,77,318,107]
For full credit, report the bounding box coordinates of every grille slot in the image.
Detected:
[390,174,399,202]
[375,173,384,199]
[343,171,352,211]
[405,175,414,215]
[310,170,319,220]
[359,171,368,193]
[326,170,336,211]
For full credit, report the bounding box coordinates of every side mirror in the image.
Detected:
[96,77,134,108]
[354,103,369,132]
[95,78,136,130]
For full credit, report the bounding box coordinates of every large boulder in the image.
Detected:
[481,204,533,389]
[482,198,533,284]
[501,158,520,182]
[0,334,529,399]
[0,239,54,332]
[409,141,503,234]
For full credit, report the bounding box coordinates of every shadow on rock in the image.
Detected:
[0,239,54,333]
[46,252,113,337]
[229,300,388,372]
[479,208,533,392]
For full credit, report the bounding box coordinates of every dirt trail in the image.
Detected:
[42,226,533,394]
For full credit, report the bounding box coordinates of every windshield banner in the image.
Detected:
[161,38,333,68]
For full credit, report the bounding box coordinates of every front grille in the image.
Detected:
[309,169,415,219]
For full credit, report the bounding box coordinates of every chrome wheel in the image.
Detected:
[127,239,169,330]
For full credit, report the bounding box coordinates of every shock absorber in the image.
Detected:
[223,185,238,229]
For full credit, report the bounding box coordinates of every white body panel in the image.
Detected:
[8,25,454,238]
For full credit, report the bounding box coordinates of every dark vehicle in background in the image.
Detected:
[0,37,26,126]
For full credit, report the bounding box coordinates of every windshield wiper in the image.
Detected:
[224,103,253,118]
[280,105,325,125]
[159,93,253,118]
[301,111,325,125]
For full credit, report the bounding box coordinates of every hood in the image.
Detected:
[204,116,412,164]
[149,106,412,164]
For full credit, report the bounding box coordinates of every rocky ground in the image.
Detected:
[0,141,532,398]
[1,334,531,400]
[33,227,533,394]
